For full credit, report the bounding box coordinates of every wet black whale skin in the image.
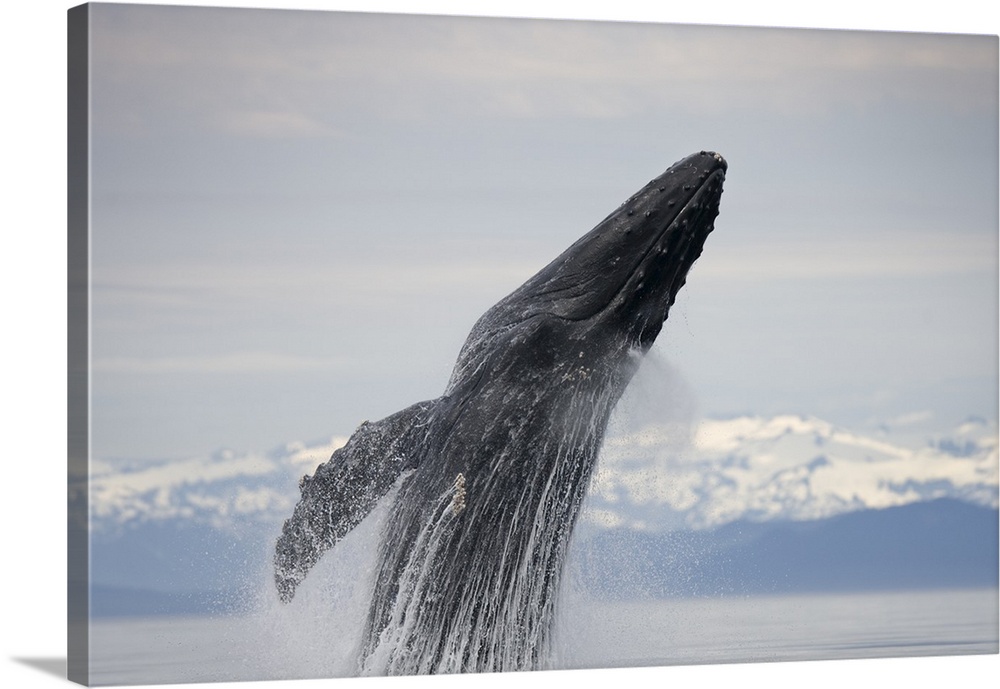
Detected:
[274,151,728,673]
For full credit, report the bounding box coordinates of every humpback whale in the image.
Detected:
[274,150,727,674]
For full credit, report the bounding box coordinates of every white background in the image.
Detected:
[2,2,997,689]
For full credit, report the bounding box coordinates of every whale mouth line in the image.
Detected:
[581,166,725,325]
[653,167,724,280]
[644,167,724,265]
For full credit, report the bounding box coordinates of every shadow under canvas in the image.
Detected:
[12,657,67,680]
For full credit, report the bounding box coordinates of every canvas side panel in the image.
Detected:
[67,3,90,686]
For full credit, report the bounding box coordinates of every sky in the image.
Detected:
[85,4,999,463]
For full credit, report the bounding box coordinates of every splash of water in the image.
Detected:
[234,488,394,681]
[243,352,700,677]
[352,376,624,675]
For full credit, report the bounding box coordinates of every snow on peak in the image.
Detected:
[85,436,347,532]
[83,414,998,535]
[584,414,999,531]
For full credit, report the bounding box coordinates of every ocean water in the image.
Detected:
[89,588,998,686]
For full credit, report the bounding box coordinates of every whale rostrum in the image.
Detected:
[274,150,727,674]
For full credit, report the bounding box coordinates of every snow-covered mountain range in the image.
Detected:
[82,413,998,537]
[584,414,998,531]
[79,412,998,613]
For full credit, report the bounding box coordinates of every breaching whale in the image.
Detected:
[274,150,727,674]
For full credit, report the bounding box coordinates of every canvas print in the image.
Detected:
[68,2,999,686]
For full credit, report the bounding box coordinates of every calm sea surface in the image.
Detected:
[89,588,999,686]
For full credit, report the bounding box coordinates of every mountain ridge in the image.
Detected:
[571,497,998,598]
[83,413,999,534]
[82,412,999,615]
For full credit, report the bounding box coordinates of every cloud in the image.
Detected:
[218,109,340,138]
[89,5,997,140]
[698,230,997,281]
[92,253,540,319]
[92,351,349,374]
[884,410,934,427]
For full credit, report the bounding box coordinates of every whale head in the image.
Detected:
[447,150,727,393]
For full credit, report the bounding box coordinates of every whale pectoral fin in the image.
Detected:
[273,400,436,603]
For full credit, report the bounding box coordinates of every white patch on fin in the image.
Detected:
[450,473,467,515]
